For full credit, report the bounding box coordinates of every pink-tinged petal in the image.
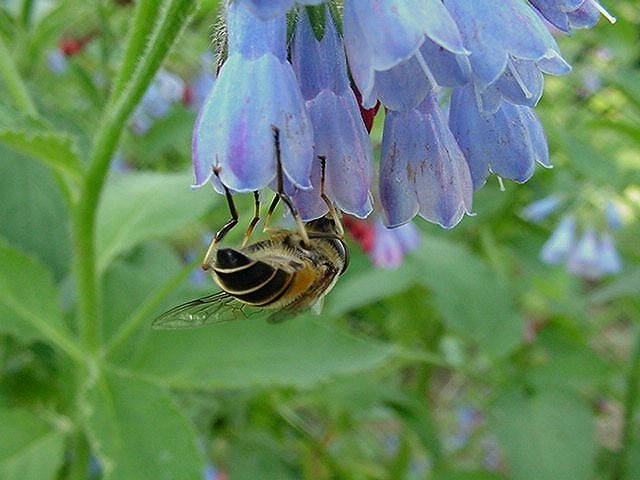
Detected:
[414,94,473,228]
[379,109,421,227]
[380,93,472,228]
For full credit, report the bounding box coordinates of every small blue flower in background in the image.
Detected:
[533,194,624,279]
[47,49,68,75]
[289,8,373,220]
[130,69,185,135]
[566,227,601,279]
[370,220,421,269]
[193,0,313,193]
[605,200,624,230]
[540,214,576,265]
[380,91,473,228]
[521,194,563,223]
[598,233,623,275]
[188,52,217,111]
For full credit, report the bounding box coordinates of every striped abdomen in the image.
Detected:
[212,247,299,307]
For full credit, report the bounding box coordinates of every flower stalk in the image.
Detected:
[72,0,196,352]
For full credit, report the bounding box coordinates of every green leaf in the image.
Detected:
[95,171,213,274]
[132,318,395,390]
[0,239,81,360]
[0,408,66,480]
[527,329,610,390]
[83,368,204,480]
[489,389,596,480]
[324,264,416,317]
[589,267,640,304]
[0,105,82,181]
[101,242,188,342]
[414,234,524,358]
[0,147,72,279]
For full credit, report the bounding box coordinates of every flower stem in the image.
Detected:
[72,0,196,352]
[110,0,164,102]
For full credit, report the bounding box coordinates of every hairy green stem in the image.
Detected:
[0,35,38,117]
[72,0,196,352]
[612,326,640,480]
[111,0,163,102]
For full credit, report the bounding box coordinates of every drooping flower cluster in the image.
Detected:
[523,195,625,280]
[192,0,614,229]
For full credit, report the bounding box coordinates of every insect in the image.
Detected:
[152,129,348,329]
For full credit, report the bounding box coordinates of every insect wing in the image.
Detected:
[152,291,255,329]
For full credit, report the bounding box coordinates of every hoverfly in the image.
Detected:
[152,128,348,329]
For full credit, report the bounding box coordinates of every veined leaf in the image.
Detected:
[95,171,213,274]
[489,389,596,480]
[0,239,80,360]
[131,318,395,390]
[83,368,204,480]
[414,234,524,359]
[0,105,82,181]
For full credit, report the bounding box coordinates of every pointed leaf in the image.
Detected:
[95,171,213,274]
[489,389,596,480]
[132,318,395,390]
[414,234,524,358]
[0,105,82,181]
[83,369,204,480]
[0,240,79,360]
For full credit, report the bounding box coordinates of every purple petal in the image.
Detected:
[414,94,473,228]
[290,13,373,219]
[494,58,544,107]
[344,0,467,107]
[444,0,567,87]
[227,0,288,59]
[379,109,422,226]
[380,93,473,228]
[372,57,432,112]
[289,91,374,220]
[418,38,471,87]
[237,0,294,19]
[370,220,405,269]
[193,54,313,192]
[449,84,549,189]
[292,8,350,100]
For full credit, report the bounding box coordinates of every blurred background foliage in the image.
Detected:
[0,0,639,479]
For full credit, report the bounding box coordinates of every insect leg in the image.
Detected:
[202,167,239,270]
[317,155,344,238]
[263,191,280,233]
[241,191,260,248]
[271,126,310,245]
